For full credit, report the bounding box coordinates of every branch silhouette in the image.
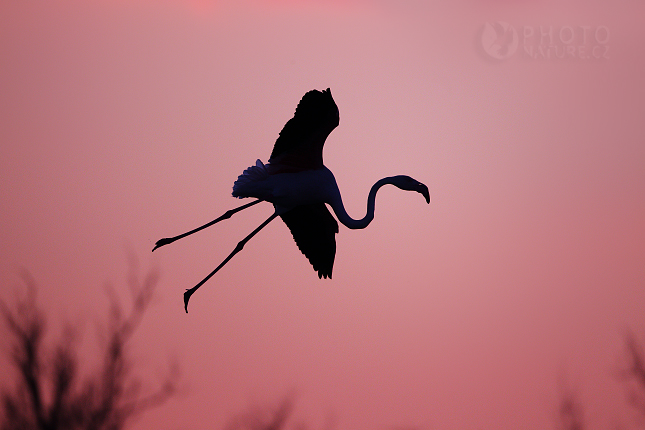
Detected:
[0,267,177,430]
[224,396,295,430]
[622,330,645,419]
[557,388,585,430]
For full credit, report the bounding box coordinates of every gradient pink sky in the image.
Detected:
[1,0,644,429]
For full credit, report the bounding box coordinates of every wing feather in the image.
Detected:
[280,203,339,279]
[268,88,339,173]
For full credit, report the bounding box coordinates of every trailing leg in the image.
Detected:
[183,211,279,312]
[152,199,262,251]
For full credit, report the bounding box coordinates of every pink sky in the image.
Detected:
[1,0,644,429]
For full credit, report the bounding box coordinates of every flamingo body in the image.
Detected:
[154,88,430,311]
[233,161,339,212]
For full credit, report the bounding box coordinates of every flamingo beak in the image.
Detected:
[417,183,430,204]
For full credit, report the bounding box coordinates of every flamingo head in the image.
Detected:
[390,176,430,204]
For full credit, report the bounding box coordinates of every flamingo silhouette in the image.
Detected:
[153,88,430,312]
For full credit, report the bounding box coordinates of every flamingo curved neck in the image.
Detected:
[329,177,391,230]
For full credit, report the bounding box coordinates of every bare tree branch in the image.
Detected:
[622,330,645,420]
[224,395,297,430]
[0,265,177,430]
[558,389,585,430]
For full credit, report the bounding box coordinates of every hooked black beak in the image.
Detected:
[417,182,430,204]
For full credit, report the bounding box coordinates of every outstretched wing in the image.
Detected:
[280,203,339,279]
[268,88,339,173]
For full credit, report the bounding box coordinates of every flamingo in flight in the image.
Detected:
[153,88,430,312]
